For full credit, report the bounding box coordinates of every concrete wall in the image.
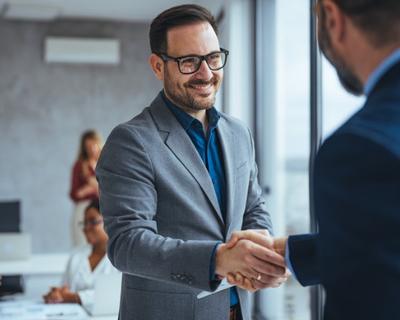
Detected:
[0,19,161,252]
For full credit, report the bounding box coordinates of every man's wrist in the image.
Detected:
[214,243,228,277]
[273,237,288,256]
[209,242,222,281]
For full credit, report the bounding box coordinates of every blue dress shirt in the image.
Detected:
[161,91,239,306]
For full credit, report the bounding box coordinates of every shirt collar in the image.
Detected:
[364,48,400,96]
[161,90,220,132]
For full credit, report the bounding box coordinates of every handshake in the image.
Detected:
[215,229,289,292]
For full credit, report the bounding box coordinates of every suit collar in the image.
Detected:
[216,117,236,238]
[367,59,400,99]
[148,92,225,227]
[364,48,400,96]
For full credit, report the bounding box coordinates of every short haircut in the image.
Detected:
[149,4,218,54]
[331,0,400,47]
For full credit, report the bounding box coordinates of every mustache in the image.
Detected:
[185,77,219,87]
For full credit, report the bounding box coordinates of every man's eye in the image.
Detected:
[208,53,221,60]
[181,57,198,64]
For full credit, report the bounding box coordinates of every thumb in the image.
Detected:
[225,234,240,249]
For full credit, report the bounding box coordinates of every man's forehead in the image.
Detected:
[166,21,220,55]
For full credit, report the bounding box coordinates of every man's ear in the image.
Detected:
[322,0,346,45]
[149,53,164,81]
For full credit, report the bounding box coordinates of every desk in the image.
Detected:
[0,299,117,320]
[0,255,118,319]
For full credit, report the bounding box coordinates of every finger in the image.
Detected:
[234,230,274,249]
[244,252,286,277]
[273,237,288,255]
[249,242,286,268]
[228,271,258,292]
[243,278,257,292]
[227,273,237,284]
[238,264,261,280]
[225,231,242,249]
[226,273,246,287]
[235,274,256,292]
[235,273,245,286]
[225,236,239,249]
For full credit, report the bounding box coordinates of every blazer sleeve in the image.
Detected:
[314,132,400,319]
[96,124,220,292]
[241,127,273,233]
[287,233,320,286]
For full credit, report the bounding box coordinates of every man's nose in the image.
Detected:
[195,59,213,79]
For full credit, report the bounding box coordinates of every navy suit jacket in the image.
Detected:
[288,61,400,319]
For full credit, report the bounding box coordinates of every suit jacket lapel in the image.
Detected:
[149,94,224,226]
[216,117,236,239]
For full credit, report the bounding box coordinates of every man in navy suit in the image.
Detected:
[227,0,400,318]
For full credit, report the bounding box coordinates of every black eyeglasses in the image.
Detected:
[79,218,103,228]
[158,48,229,75]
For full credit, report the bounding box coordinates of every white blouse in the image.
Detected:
[62,245,119,309]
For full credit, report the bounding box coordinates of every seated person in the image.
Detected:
[43,199,119,310]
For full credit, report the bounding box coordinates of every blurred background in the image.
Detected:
[0,0,365,319]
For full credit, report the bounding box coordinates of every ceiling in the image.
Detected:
[0,0,224,22]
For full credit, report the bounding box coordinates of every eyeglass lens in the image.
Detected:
[179,52,226,74]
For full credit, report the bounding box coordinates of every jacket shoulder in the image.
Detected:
[334,94,400,158]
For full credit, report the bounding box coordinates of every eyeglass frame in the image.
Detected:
[79,218,103,228]
[157,48,229,75]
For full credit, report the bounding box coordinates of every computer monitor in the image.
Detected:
[0,201,20,232]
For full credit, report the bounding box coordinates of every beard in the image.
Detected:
[163,68,220,111]
[318,8,364,96]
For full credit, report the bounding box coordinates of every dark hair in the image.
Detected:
[149,4,218,54]
[331,0,400,46]
[85,198,100,215]
[78,130,102,161]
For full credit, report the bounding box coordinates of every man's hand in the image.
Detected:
[272,237,287,256]
[225,229,274,250]
[222,231,290,291]
[215,230,286,288]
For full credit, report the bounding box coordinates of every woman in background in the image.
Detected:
[43,200,118,309]
[69,130,102,247]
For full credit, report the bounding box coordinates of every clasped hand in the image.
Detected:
[215,230,289,292]
[43,286,80,304]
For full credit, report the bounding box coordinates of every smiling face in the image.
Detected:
[83,207,108,246]
[161,22,223,112]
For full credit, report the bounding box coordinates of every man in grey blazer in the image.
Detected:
[96,4,287,320]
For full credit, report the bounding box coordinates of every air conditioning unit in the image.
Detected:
[44,37,120,65]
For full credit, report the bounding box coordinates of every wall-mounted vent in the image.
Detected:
[44,37,120,65]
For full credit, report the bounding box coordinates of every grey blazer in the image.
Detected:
[96,93,273,320]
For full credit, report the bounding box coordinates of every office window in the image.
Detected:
[322,59,365,138]
[276,0,310,319]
